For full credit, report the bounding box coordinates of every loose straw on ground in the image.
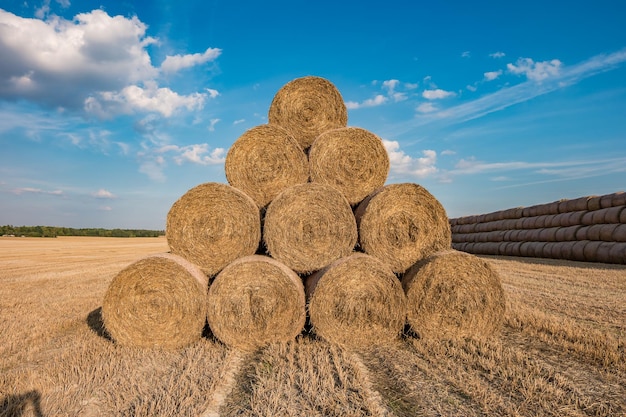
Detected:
[206,255,306,351]
[166,182,261,276]
[306,253,407,348]
[309,127,389,205]
[402,250,506,340]
[355,183,451,273]
[264,182,357,273]
[102,253,208,349]
[225,124,309,207]
[268,76,348,149]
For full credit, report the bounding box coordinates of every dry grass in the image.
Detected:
[1,237,625,416]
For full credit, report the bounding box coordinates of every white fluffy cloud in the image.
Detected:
[0,9,219,117]
[422,89,456,100]
[345,94,388,109]
[160,48,222,74]
[383,140,438,178]
[416,102,437,113]
[484,70,503,81]
[84,81,208,117]
[507,58,562,81]
[92,189,115,199]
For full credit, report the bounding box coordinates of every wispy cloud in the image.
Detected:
[346,79,417,109]
[160,48,222,74]
[11,187,64,196]
[395,48,626,131]
[92,189,116,199]
[483,70,503,81]
[489,51,506,58]
[422,89,456,100]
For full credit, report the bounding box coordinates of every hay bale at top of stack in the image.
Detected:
[264,182,357,274]
[268,76,348,149]
[206,255,306,351]
[355,183,451,273]
[102,253,208,349]
[166,182,261,277]
[309,127,390,205]
[305,253,407,348]
[225,124,309,208]
[402,249,505,340]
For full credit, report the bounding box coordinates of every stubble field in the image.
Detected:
[1,236,624,416]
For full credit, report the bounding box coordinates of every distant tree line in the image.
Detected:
[0,225,165,238]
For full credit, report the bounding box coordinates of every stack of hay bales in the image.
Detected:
[450,192,626,264]
[102,76,506,351]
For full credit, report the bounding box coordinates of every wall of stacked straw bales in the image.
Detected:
[450,192,626,264]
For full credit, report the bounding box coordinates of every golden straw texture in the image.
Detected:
[206,255,306,351]
[402,250,505,340]
[309,127,389,205]
[166,182,260,276]
[268,76,348,149]
[102,253,208,349]
[225,124,309,207]
[264,183,358,274]
[355,183,451,273]
[306,253,407,348]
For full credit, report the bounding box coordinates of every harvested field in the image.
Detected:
[1,237,625,416]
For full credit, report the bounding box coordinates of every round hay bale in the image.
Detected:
[600,193,617,209]
[402,250,506,340]
[587,196,602,211]
[559,242,575,260]
[225,124,309,207]
[305,253,407,347]
[612,224,626,242]
[612,191,626,207]
[571,241,588,262]
[580,211,595,226]
[102,253,208,349]
[268,76,348,149]
[355,183,451,273]
[538,227,558,242]
[166,182,261,276]
[608,242,626,264]
[575,226,590,241]
[264,183,357,273]
[309,127,389,205]
[595,242,614,263]
[583,240,603,262]
[597,224,617,241]
[621,208,626,224]
[206,255,306,351]
[604,206,624,224]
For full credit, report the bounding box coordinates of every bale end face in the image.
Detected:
[402,250,506,340]
[355,183,451,273]
[166,182,261,277]
[102,253,209,349]
[264,183,358,274]
[306,253,407,348]
[206,255,306,351]
[268,76,348,149]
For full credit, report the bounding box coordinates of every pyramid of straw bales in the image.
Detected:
[101,75,506,350]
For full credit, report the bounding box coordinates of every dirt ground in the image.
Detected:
[1,237,624,416]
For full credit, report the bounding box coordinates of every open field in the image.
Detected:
[1,236,625,416]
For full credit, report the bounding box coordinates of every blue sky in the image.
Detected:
[1,0,625,229]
